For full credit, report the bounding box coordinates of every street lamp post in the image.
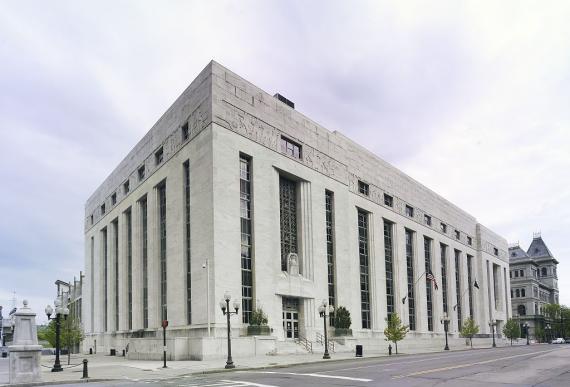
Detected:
[161,319,168,368]
[546,324,551,344]
[219,292,240,369]
[523,322,529,345]
[440,312,450,350]
[489,319,497,348]
[45,298,69,372]
[318,300,334,359]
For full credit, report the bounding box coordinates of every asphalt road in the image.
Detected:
[89,344,570,387]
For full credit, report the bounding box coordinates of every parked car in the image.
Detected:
[552,337,565,344]
[564,338,570,344]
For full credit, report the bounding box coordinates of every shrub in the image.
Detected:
[250,307,268,326]
[334,306,351,329]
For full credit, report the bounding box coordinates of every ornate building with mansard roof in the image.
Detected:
[509,233,559,338]
[83,61,511,360]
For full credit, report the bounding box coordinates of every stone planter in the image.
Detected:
[334,328,353,337]
[247,325,271,336]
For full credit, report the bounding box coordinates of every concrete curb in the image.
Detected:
[0,378,113,387]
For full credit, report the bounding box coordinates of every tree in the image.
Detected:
[503,318,521,346]
[384,313,409,354]
[250,307,268,326]
[534,325,545,343]
[37,317,84,363]
[333,306,351,330]
[541,303,570,338]
[460,318,479,348]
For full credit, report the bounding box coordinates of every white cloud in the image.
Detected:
[1,0,569,311]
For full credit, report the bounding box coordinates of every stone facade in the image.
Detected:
[509,233,559,338]
[83,61,511,359]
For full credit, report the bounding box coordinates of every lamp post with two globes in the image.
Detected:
[318,300,334,359]
[440,312,450,350]
[489,319,497,348]
[45,298,69,372]
[523,322,530,345]
[219,292,240,369]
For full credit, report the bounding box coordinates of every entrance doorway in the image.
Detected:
[282,297,299,339]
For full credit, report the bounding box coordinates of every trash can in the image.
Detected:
[110,349,116,356]
[355,344,363,357]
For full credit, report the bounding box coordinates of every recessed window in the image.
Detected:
[90,215,93,225]
[424,214,432,226]
[101,203,106,215]
[155,147,164,165]
[123,180,130,194]
[455,230,460,240]
[521,289,526,297]
[440,223,447,233]
[510,271,512,278]
[493,247,499,256]
[520,269,524,277]
[515,270,519,277]
[138,165,145,181]
[181,122,189,141]
[280,136,302,159]
[358,181,369,196]
[405,205,414,217]
[467,236,472,246]
[111,193,117,206]
[383,193,393,207]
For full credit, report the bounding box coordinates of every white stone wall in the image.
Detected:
[83,60,510,357]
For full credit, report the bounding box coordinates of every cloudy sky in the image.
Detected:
[1,0,569,322]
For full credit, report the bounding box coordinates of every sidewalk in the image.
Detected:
[0,339,536,386]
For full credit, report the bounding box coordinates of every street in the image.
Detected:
[63,344,570,387]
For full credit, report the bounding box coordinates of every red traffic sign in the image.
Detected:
[161,320,169,328]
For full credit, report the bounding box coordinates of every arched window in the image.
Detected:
[518,304,526,316]
[541,267,547,276]
[521,289,526,297]
[516,289,520,297]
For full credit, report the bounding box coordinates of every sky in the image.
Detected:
[1,0,569,323]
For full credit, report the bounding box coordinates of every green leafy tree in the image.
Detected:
[542,303,570,338]
[503,318,521,346]
[333,306,351,330]
[384,313,409,354]
[37,318,84,360]
[460,318,479,348]
[534,325,545,343]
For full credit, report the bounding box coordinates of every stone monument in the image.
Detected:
[8,300,42,384]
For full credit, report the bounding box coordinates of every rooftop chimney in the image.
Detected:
[274,93,294,109]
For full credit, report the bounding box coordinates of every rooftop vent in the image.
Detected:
[274,93,294,109]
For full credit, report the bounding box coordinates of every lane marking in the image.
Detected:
[324,345,553,373]
[392,348,555,379]
[249,371,372,382]
[220,381,280,387]
[324,351,484,373]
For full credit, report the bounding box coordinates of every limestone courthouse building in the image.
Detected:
[83,61,511,359]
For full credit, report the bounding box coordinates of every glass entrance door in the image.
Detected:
[282,297,299,339]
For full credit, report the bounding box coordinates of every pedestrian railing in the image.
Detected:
[295,335,313,353]
[315,332,335,353]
